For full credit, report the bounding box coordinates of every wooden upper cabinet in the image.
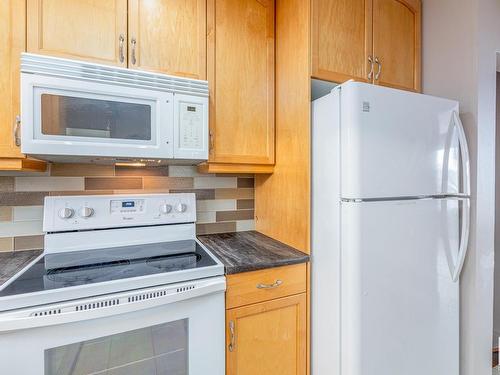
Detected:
[27,0,128,67]
[226,294,307,375]
[128,0,207,79]
[0,0,24,159]
[311,0,421,92]
[372,0,421,91]
[207,0,275,165]
[311,0,372,83]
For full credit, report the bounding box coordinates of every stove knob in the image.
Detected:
[58,207,74,219]
[79,207,94,218]
[160,204,172,214]
[175,203,187,213]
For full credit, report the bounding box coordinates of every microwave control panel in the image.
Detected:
[179,103,203,150]
[174,94,208,160]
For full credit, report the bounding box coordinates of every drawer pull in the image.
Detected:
[256,280,283,289]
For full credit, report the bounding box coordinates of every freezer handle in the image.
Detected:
[452,110,471,196]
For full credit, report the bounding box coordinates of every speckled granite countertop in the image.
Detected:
[197,231,309,274]
[0,250,42,286]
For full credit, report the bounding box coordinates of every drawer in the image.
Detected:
[226,263,307,309]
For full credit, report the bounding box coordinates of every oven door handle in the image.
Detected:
[0,277,225,333]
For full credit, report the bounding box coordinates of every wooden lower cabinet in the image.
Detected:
[226,293,307,375]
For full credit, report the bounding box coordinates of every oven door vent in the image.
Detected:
[32,308,62,317]
[74,298,120,312]
[127,284,196,303]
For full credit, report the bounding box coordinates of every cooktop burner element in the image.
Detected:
[0,240,216,297]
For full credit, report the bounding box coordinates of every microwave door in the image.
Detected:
[21,73,174,162]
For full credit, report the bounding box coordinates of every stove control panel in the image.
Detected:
[43,193,196,232]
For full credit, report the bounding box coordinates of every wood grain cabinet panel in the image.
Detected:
[311,0,421,92]
[311,0,372,83]
[372,0,421,91]
[27,0,128,66]
[207,0,275,166]
[0,0,24,159]
[226,293,307,375]
[128,0,206,79]
[226,264,307,309]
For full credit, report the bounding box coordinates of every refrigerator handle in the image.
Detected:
[449,111,470,281]
[452,110,471,196]
[452,197,470,282]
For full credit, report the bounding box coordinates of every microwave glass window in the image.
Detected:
[44,319,188,375]
[41,94,152,141]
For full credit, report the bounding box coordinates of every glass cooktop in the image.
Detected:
[0,240,217,297]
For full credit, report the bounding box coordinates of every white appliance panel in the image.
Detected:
[340,82,460,199]
[0,279,225,375]
[341,199,460,375]
[43,193,196,232]
[311,92,341,375]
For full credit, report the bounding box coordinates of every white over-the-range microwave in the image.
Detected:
[20,53,209,165]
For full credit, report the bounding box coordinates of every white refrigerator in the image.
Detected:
[312,81,470,375]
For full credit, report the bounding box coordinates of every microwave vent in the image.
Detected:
[21,53,208,97]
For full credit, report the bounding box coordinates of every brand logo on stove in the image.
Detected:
[122,216,134,220]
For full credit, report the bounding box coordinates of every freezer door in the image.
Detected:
[341,198,461,375]
[340,82,461,199]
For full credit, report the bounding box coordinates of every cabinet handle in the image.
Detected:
[209,131,214,151]
[367,55,374,80]
[118,34,125,63]
[374,57,382,80]
[229,320,235,352]
[256,279,283,289]
[131,37,137,65]
[14,115,21,147]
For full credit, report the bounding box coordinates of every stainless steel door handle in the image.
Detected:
[228,320,235,352]
[256,280,283,289]
[118,34,125,63]
[374,57,382,80]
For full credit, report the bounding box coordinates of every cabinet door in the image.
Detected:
[207,0,275,165]
[128,0,206,79]
[311,0,373,83]
[27,0,128,66]
[226,294,306,375]
[0,0,24,158]
[372,0,421,91]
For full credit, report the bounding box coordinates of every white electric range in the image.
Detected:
[0,193,226,375]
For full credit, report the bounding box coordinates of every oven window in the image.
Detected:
[41,94,152,141]
[44,319,188,375]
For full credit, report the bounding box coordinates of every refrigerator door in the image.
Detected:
[341,198,463,375]
[340,82,463,199]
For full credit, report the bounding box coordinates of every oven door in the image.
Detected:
[0,277,225,375]
[21,73,174,161]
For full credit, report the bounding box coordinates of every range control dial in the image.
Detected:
[160,204,173,214]
[175,203,187,213]
[58,207,74,219]
[79,207,94,218]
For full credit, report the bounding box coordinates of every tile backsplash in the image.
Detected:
[0,164,255,252]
